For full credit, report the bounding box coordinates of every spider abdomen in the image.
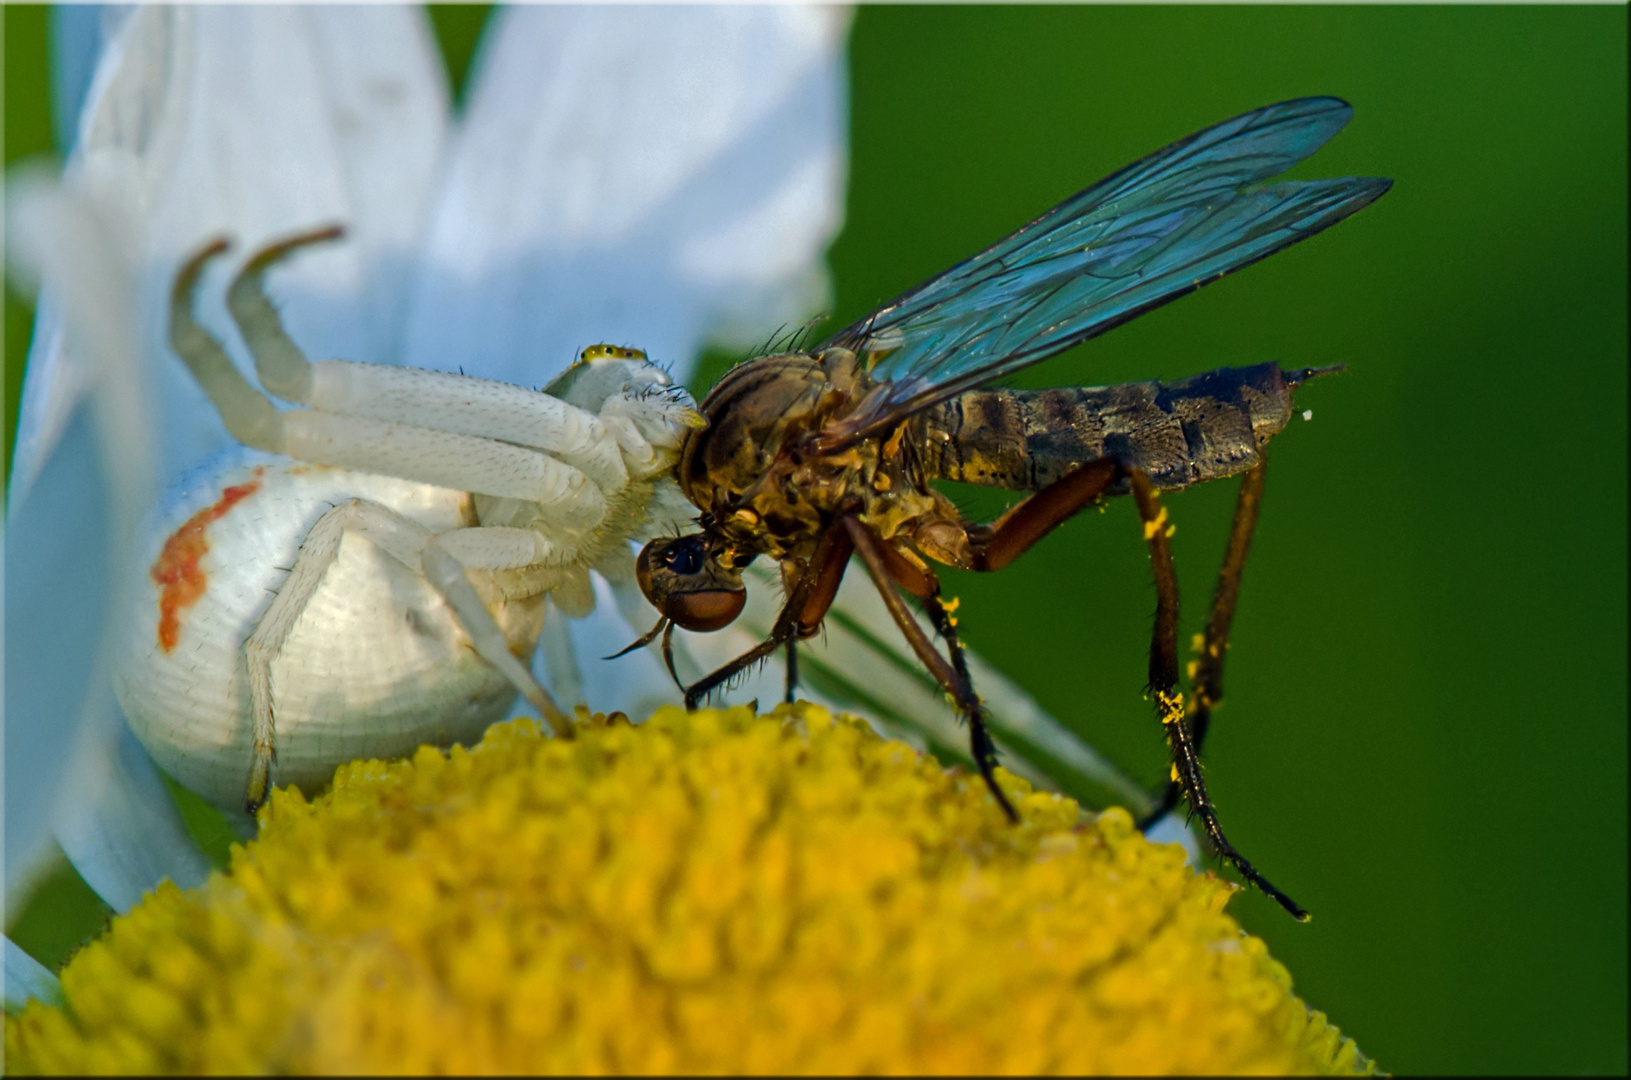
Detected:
[116,448,537,810]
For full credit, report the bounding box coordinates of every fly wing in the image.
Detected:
[818,97,1391,446]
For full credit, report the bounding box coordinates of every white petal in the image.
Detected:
[4,937,63,1012]
[47,4,105,151]
[1142,813,1203,868]
[5,6,448,904]
[4,404,114,897]
[6,171,152,513]
[16,5,452,496]
[401,5,849,385]
[53,713,212,913]
[4,178,153,895]
[8,295,82,504]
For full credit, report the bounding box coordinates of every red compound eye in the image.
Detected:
[665,589,745,632]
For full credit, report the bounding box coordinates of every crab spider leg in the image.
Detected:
[242,497,434,812]
[405,528,580,734]
[306,363,629,493]
[426,523,574,572]
[220,225,342,403]
[225,228,630,493]
[241,498,416,812]
[282,413,608,523]
[420,537,569,733]
[243,500,571,813]
[169,238,283,450]
[537,598,587,710]
[170,242,608,527]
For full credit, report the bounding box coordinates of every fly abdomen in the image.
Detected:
[913,361,1306,494]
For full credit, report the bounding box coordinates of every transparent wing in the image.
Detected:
[820,97,1391,445]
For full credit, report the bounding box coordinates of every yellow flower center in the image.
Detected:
[5,705,1374,1074]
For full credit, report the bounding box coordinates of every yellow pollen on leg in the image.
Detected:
[1143,506,1170,540]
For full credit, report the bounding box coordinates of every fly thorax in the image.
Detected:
[679,350,871,513]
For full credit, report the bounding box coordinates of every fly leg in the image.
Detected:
[783,639,800,704]
[861,538,985,773]
[683,525,854,708]
[1128,470,1307,921]
[840,517,1020,823]
[966,460,1120,572]
[1139,457,1268,828]
[958,456,1303,915]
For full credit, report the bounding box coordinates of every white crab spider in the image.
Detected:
[114,226,702,814]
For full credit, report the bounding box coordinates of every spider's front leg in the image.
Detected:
[173,234,612,528]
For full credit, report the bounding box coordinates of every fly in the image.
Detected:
[618,98,1391,920]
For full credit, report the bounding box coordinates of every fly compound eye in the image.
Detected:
[636,536,708,602]
[666,588,746,632]
[665,541,704,575]
[634,535,746,633]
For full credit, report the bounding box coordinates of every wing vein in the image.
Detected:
[817,97,1391,446]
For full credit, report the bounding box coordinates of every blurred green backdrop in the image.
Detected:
[5,6,1626,1075]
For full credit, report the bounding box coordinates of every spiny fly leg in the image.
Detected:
[841,516,1020,823]
[937,603,1015,821]
[1128,469,1306,921]
[784,639,799,704]
[918,589,1015,820]
[929,604,1017,820]
[682,623,797,709]
[1139,458,1269,830]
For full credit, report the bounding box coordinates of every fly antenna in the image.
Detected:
[660,623,684,692]
[605,617,669,660]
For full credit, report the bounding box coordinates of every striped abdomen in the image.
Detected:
[912,362,1306,494]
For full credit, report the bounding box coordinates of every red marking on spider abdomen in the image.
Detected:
[151,469,264,652]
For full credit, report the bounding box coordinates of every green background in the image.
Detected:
[6,6,1626,1074]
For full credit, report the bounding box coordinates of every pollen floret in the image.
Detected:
[5,705,1374,1075]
